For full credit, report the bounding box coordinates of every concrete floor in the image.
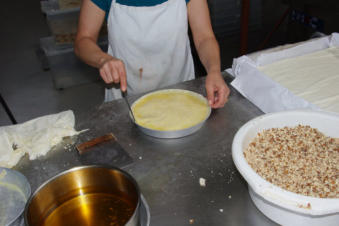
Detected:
[0,0,291,126]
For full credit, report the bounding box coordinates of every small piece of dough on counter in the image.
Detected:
[0,110,81,168]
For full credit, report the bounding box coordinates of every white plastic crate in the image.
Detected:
[40,0,107,45]
[39,36,108,89]
[41,0,81,44]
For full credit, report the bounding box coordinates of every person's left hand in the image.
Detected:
[205,71,230,109]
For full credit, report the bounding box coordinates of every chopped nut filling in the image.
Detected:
[244,125,339,198]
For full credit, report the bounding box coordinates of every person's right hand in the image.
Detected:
[99,56,127,91]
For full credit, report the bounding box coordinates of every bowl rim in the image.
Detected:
[130,89,211,137]
[232,110,339,216]
[24,165,141,225]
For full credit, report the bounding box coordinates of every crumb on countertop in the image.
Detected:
[199,177,206,187]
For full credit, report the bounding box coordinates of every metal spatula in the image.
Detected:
[106,83,136,123]
[122,91,136,123]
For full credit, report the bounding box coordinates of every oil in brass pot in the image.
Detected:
[24,165,140,226]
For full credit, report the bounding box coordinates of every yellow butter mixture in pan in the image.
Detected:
[132,90,210,131]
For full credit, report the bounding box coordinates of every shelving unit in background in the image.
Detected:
[38,0,107,90]
[208,0,262,39]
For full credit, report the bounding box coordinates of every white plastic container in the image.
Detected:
[232,110,339,226]
[40,0,107,45]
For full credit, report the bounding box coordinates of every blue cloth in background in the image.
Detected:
[92,0,190,19]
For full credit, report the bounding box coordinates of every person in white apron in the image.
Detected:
[75,0,230,108]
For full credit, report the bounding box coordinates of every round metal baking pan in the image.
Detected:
[130,89,211,139]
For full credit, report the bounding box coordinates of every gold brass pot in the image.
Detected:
[24,165,140,226]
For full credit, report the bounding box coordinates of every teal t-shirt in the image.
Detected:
[92,0,190,19]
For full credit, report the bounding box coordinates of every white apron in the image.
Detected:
[105,0,195,101]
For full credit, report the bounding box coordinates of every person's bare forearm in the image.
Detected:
[195,36,221,75]
[74,0,126,88]
[74,37,112,69]
[188,0,229,108]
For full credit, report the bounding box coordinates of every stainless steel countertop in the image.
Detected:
[15,75,278,226]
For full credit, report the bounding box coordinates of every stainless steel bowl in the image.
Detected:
[131,89,211,138]
[0,167,31,226]
[24,165,140,226]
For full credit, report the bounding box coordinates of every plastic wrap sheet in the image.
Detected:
[0,110,81,168]
[227,33,339,114]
